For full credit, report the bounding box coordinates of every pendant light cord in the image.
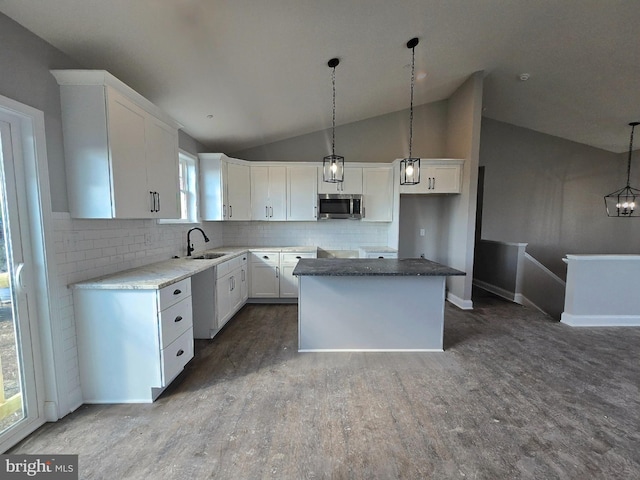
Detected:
[331,64,336,157]
[626,123,636,187]
[409,44,415,159]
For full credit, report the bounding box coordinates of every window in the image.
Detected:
[159,150,199,224]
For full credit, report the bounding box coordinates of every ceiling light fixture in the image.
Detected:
[323,58,344,183]
[400,37,420,185]
[604,122,640,217]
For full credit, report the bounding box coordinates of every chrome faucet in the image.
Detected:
[186,227,210,256]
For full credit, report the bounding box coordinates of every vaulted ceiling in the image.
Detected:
[1,0,639,153]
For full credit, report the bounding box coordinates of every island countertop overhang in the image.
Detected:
[293,258,466,277]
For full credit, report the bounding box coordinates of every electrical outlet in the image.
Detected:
[420,253,425,259]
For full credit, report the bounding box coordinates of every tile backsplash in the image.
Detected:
[222,220,391,249]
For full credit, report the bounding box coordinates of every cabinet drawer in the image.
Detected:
[159,278,191,310]
[161,327,194,386]
[159,296,193,348]
[280,252,316,264]
[251,251,280,266]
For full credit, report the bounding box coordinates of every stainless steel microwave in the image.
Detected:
[318,194,362,219]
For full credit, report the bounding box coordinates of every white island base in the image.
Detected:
[298,275,447,352]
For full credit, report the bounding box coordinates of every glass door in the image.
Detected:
[0,118,41,449]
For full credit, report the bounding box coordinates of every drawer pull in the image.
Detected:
[174,316,183,323]
[263,255,269,259]
[176,349,184,357]
[296,256,302,259]
[173,289,182,295]
[378,256,384,259]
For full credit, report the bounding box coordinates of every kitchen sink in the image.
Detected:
[189,252,226,260]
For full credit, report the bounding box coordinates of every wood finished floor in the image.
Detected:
[10,292,640,479]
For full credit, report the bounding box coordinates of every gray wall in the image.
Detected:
[0,12,83,212]
[479,118,640,279]
[231,101,449,162]
[443,72,483,305]
[178,130,209,156]
[398,195,449,262]
[0,12,207,212]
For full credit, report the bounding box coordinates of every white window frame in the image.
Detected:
[158,150,199,224]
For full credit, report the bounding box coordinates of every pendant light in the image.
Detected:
[323,58,344,183]
[604,122,640,217]
[400,37,420,185]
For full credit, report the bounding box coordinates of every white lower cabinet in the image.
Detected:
[280,252,316,298]
[216,255,248,328]
[73,278,194,403]
[193,254,249,339]
[250,250,317,299]
[250,251,281,298]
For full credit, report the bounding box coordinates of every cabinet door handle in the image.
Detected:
[241,269,245,281]
[276,266,279,278]
[176,349,184,357]
[173,289,182,295]
[174,316,183,323]
[156,192,160,212]
[432,177,436,190]
[269,206,273,218]
[265,206,268,218]
[150,191,155,212]
[363,206,366,218]
[229,205,232,218]
[314,205,317,219]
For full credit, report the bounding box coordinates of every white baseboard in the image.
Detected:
[473,279,521,304]
[561,313,640,327]
[447,292,473,310]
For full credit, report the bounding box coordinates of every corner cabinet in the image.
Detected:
[249,250,317,299]
[73,278,194,403]
[399,159,464,195]
[51,70,181,219]
[199,154,251,221]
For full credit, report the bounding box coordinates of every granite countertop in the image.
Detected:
[293,258,466,277]
[72,246,318,290]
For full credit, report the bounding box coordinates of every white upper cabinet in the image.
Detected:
[251,166,286,221]
[226,162,252,220]
[51,70,181,219]
[199,154,251,221]
[399,159,464,195]
[287,166,318,221]
[362,166,393,222]
[317,166,363,194]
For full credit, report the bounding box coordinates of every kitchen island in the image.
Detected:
[293,258,465,352]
